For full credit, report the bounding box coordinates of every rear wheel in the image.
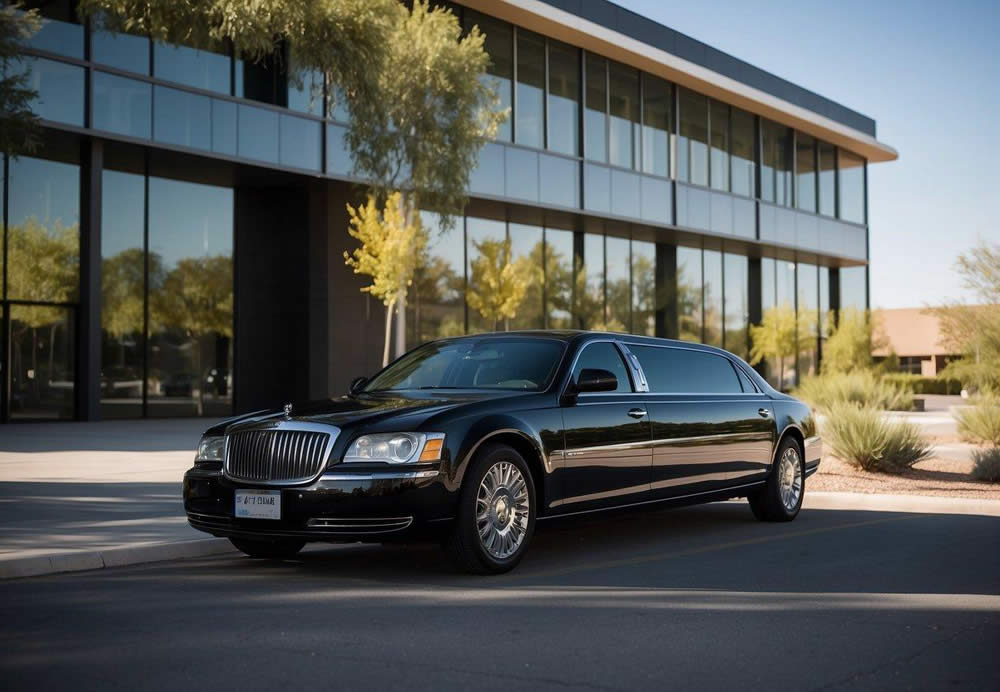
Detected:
[748,438,804,522]
[446,443,535,574]
[229,537,305,560]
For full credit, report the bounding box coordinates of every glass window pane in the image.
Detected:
[26,12,82,59]
[584,53,607,163]
[709,101,729,191]
[608,62,639,170]
[632,346,741,394]
[730,108,754,197]
[10,305,75,419]
[508,223,544,329]
[605,235,630,331]
[515,29,545,149]
[761,120,793,206]
[840,266,867,310]
[7,155,80,302]
[466,217,507,333]
[101,169,146,418]
[703,248,722,346]
[326,123,353,177]
[677,246,702,343]
[818,141,836,217]
[767,259,796,388]
[578,233,604,329]
[798,262,819,378]
[796,133,817,212]
[287,68,323,116]
[21,56,84,126]
[572,342,632,393]
[211,99,237,155]
[279,113,321,171]
[93,72,151,139]
[237,105,279,163]
[631,240,656,336]
[642,75,670,177]
[678,88,708,186]
[92,26,150,75]
[154,85,211,151]
[838,149,866,224]
[761,257,776,311]
[723,253,748,358]
[148,176,234,417]
[154,42,231,95]
[465,11,512,142]
[546,40,579,156]
[545,228,575,329]
[411,211,465,341]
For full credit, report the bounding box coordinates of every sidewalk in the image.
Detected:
[0,418,234,578]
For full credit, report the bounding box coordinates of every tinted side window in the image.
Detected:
[630,346,742,393]
[572,342,632,393]
[734,365,757,393]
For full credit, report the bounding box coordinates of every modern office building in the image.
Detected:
[2,0,896,421]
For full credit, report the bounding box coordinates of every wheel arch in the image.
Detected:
[456,426,548,513]
[774,424,805,469]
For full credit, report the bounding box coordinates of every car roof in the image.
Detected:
[434,330,733,355]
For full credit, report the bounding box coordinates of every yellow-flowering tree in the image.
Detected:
[344,192,427,366]
[467,237,534,332]
[749,305,800,390]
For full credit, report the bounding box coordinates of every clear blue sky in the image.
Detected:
[618,0,999,308]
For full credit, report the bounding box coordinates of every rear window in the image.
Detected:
[629,345,743,394]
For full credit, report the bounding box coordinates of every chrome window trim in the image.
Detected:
[223,421,341,486]
[622,341,760,395]
[563,338,638,394]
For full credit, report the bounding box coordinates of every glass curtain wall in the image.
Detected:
[797,262,819,378]
[605,235,631,331]
[730,108,755,197]
[838,150,866,224]
[761,120,793,206]
[515,29,545,149]
[723,253,748,358]
[508,223,544,330]
[774,260,796,388]
[703,249,723,347]
[631,240,656,336]
[584,54,608,163]
[608,62,640,170]
[642,76,670,177]
[818,141,836,217]
[579,233,605,329]
[545,228,575,329]
[709,101,729,192]
[466,217,508,333]
[677,88,709,186]
[796,134,817,213]
[547,41,580,157]
[676,247,703,343]
[410,211,464,342]
[466,11,512,142]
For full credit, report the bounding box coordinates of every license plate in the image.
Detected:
[234,489,281,520]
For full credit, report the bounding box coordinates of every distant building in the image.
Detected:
[873,308,957,376]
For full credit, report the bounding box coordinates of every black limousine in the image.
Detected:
[184,331,821,574]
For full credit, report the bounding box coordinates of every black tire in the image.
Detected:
[229,537,306,560]
[446,443,536,575]
[748,437,804,522]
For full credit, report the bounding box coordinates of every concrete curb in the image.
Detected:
[0,538,237,580]
[805,491,1000,517]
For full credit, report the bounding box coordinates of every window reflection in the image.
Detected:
[723,253,748,358]
[410,212,465,342]
[544,228,575,329]
[466,11,512,142]
[10,305,75,419]
[818,141,836,217]
[631,240,656,336]
[22,56,84,126]
[608,62,639,170]
[93,72,151,139]
[584,53,607,163]
[761,120,793,206]
[24,5,82,59]
[796,133,817,213]
[703,249,723,347]
[287,68,324,116]
[677,88,708,186]
[709,101,729,191]
[730,108,755,197]
[676,246,702,343]
[466,217,507,333]
[578,233,605,329]
[147,176,233,417]
[642,76,670,177]
[92,23,150,75]
[605,235,630,331]
[508,224,544,329]
[154,86,211,150]
[547,40,579,157]
[798,262,819,377]
[515,30,545,149]
[154,42,231,94]
[838,149,866,224]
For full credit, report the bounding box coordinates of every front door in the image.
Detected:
[555,341,652,510]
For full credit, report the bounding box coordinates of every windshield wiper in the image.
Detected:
[417,385,465,390]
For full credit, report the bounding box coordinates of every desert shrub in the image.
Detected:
[822,403,932,473]
[880,373,963,395]
[971,448,1000,483]
[796,371,913,413]
[955,400,1000,446]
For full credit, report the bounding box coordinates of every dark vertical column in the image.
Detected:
[655,242,677,338]
[829,267,842,325]
[2,154,8,422]
[77,139,103,421]
[748,257,763,377]
[307,179,330,400]
[573,231,585,328]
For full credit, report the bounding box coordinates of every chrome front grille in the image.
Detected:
[225,427,333,484]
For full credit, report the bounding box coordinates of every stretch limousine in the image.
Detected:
[184,331,821,574]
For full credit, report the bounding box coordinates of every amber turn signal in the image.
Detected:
[419,437,444,462]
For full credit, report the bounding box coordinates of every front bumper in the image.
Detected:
[183,464,457,542]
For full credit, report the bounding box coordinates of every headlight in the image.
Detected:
[196,435,226,462]
[344,433,444,464]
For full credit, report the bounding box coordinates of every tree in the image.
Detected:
[932,239,1000,393]
[749,305,799,390]
[344,192,427,366]
[821,307,886,375]
[466,236,534,332]
[0,3,40,158]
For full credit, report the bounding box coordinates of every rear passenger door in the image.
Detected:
[627,345,774,498]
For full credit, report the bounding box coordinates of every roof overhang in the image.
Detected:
[463,0,898,164]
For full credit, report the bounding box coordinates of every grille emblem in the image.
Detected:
[283,402,293,418]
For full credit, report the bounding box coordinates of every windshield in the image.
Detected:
[363,339,565,392]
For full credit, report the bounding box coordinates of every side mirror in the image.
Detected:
[349,376,368,394]
[575,368,618,393]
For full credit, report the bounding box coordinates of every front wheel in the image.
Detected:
[748,438,804,522]
[229,537,305,560]
[446,443,535,574]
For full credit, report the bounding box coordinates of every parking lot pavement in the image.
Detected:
[2,500,998,691]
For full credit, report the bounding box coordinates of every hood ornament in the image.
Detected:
[283,402,293,418]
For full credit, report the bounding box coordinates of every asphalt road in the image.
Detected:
[2,501,999,691]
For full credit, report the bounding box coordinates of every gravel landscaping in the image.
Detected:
[810,453,1000,500]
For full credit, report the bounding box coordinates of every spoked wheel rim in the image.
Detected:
[778,446,803,512]
[476,461,530,560]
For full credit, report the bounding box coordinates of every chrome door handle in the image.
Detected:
[627,408,647,419]
[758,408,770,417]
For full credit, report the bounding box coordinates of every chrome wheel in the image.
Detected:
[475,460,530,560]
[778,446,803,512]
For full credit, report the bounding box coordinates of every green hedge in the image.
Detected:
[880,374,963,395]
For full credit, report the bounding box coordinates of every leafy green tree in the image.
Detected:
[0,3,40,157]
[749,305,799,390]
[344,192,427,366]
[932,239,1000,393]
[467,236,534,331]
